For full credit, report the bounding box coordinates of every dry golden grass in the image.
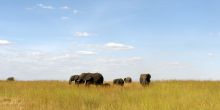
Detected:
[0,80,220,110]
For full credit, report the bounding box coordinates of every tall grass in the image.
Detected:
[0,80,220,110]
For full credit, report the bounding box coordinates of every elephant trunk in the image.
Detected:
[69,79,72,85]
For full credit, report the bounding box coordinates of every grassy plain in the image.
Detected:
[0,80,220,110]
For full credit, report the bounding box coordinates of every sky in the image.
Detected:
[0,0,220,81]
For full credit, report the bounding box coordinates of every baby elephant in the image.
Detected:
[113,78,124,86]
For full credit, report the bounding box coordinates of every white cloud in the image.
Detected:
[169,61,181,66]
[37,4,54,10]
[0,40,11,45]
[77,51,96,55]
[60,16,70,20]
[129,57,142,61]
[73,10,79,14]
[49,54,79,61]
[74,32,91,37]
[2,50,80,63]
[60,6,70,10]
[0,50,85,80]
[208,52,215,57]
[0,48,144,80]
[28,51,43,56]
[105,42,134,50]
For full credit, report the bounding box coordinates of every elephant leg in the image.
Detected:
[85,80,91,87]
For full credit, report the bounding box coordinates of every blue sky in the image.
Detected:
[0,0,220,80]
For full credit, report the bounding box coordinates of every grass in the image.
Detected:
[0,80,220,110]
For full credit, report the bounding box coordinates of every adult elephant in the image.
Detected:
[7,77,15,81]
[69,75,79,84]
[124,77,132,83]
[90,73,104,85]
[139,73,151,86]
[77,72,104,86]
[113,78,124,86]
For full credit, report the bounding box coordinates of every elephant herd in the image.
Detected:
[69,73,104,85]
[69,72,151,86]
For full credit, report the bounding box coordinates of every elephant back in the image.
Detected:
[77,73,93,84]
[92,73,104,85]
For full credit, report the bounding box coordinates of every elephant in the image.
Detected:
[139,73,151,86]
[113,78,124,86]
[76,73,91,85]
[7,77,15,81]
[76,72,104,86]
[89,73,104,85]
[124,77,132,83]
[69,75,79,84]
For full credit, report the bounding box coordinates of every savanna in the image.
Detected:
[0,80,219,110]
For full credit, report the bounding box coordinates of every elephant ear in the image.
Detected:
[69,76,73,84]
[74,75,79,80]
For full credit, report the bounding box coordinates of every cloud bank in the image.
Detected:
[74,32,91,37]
[37,4,55,10]
[0,40,11,45]
[105,42,134,50]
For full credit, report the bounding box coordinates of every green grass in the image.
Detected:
[0,80,220,110]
